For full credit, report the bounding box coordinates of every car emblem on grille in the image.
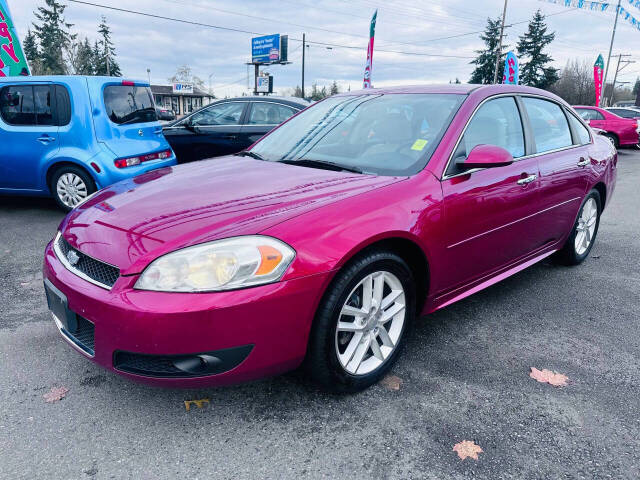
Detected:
[138,129,144,137]
[67,250,80,266]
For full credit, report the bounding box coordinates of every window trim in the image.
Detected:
[442,93,589,181]
[520,94,574,154]
[165,100,249,128]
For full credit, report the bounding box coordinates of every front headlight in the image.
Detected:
[135,236,295,292]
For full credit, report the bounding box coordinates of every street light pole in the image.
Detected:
[146,68,151,85]
[602,0,621,106]
[493,0,508,84]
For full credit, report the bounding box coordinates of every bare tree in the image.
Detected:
[550,59,596,105]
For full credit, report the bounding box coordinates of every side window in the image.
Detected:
[450,96,525,174]
[54,85,71,126]
[523,97,572,153]
[577,109,604,121]
[247,102,297,125]
[567,112,591,145]
[34,85,54,126]
[0,85,36,125]
[190,102,246,126]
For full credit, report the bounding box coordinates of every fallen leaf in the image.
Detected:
[43,386,69,403]
[184,398,210,411]
[530,367,569,387]
[380,375,403,391]
[453,440,483,460]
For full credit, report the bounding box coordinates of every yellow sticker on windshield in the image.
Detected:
[411,139,428,151]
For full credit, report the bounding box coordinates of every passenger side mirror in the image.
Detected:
[456,144,514,170]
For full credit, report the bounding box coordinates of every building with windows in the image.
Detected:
[151,85,215,119]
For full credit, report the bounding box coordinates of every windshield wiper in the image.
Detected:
[235,150,265,161]
[279,159,364,174]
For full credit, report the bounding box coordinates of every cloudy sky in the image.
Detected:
[7,0,640,97]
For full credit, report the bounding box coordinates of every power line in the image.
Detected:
[66,0,476,59]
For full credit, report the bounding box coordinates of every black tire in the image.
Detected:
[554,189,601,266]
[603,133,619,149]
[305,250,416,393]
[50,165,96,212]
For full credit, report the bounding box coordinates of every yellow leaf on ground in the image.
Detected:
[184,398,210,411]
[530,367,569,387]
[453,440,483,460]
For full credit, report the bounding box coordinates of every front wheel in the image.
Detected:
[306,251,416,392]
[51,166,96,212]
[554,189,601,266]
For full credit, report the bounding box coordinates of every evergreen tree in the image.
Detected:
[32,0,75,75]
[469,17,506,85]
[516,10,559,89]
[330,80,339,95]
[69,37,95,75]
[633,77,639,97]
[94,16,121,76]
[22,29,41,74]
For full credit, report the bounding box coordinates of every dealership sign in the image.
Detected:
[172,82,194,94]
[0,0,30,76]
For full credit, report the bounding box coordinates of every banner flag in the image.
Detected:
[503,51,519,85]
[541,1,640,32]
[594,54,604,107]
[0,0,30,76]
[362,10,377,89]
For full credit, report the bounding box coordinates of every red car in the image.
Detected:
[574,105,640,148]
[44,85,617,392]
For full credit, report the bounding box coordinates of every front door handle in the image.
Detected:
[577,157,589,167]
[37,135,56,144]
[517,174,537,186]
[222,134,237,140]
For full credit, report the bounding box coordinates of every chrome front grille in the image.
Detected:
[53,233,120,289]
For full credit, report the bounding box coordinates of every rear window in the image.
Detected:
[103,85,157,125]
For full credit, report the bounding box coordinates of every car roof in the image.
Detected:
[213,96,309,107]
[334,83,558,97]
[0,75,150,87]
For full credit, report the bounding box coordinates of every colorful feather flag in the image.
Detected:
[363,10,377,89]
[503,51,519,85]
[0,0,30,76]
[594,54,604,107]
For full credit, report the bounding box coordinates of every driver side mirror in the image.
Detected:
[456,144,514,170]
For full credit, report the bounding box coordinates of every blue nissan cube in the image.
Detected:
[0,76,177,211]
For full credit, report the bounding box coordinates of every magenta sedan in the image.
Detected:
[43,84,617,392]
[574,105,640,149]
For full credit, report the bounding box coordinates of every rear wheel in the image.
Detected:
[51,165,96,212]
[554,189,601,266]
[306,251,416,392]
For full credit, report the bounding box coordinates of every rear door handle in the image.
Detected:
[37,135,56,144]
[222,134,237,140]
[577,158,589,167]
[517,174,537,186]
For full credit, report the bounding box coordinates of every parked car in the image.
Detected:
[155,107,176,122]
[605,106,640,120]
[44,84,616,392]
[573,105,640,148]
[0,76,177,211]
[162,96,308,162]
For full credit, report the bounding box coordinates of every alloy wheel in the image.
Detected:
[56,173,88,209]
[575,197,598,256]
[335,271,406,375]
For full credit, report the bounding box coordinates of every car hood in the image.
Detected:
[59,156,404,275]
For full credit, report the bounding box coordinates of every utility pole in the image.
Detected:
[301,33,306,99]
[602,0,622,106]
[493,0,508,84]
[609,54,635,106]
[106,52,110,76]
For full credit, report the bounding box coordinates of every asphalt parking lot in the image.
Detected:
[1,149,639,479]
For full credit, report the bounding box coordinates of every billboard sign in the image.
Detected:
[257,75,271,93]
[0,0,30,76]
[252,34,280,64]
[172,82,193,94]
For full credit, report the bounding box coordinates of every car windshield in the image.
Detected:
[103,85,158,125]
[249,93,465,176]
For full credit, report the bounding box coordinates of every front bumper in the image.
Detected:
[43,240,330,387]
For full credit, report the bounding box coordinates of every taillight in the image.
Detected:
[114,149,173,168]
